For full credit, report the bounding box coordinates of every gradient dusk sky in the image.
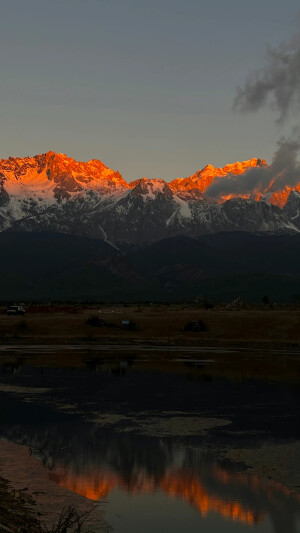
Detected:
[0,0,299,181]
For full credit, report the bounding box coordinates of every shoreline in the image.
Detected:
[0,338,299,354]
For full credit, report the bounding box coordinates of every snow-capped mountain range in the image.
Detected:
[0,150,300,245]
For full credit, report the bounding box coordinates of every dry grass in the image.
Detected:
[47,506,93,533]
[0,477,42,533]
[0,480,95,533]
[0,304,299,347]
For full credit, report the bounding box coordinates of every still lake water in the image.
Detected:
[0,346,299,532]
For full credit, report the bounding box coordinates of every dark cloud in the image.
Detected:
[208,28,300,200]
[206,135,300,198]
[233,31,300,123]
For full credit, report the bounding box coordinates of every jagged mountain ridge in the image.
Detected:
[0,151,300,244]
[0,151,127,232]
[169,158,267,195]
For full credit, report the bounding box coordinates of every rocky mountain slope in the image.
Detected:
[0,151,299,245]
[0,231,299,302]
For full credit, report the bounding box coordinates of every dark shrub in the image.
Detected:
[85,315,106,327]
[183,320,207,332]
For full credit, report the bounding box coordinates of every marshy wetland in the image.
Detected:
[0,306,299,532]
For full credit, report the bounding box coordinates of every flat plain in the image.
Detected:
[0,304,299,350]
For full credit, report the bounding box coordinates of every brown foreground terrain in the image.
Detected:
[0,304,299,350]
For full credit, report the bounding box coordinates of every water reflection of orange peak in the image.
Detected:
[49,469,158,501]
[49,468,263,526]
[49,471,117,500]
[214,466,295,501]
[160,472,264,525]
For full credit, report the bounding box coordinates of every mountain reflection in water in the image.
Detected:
[50,464,265,526]
[4,421,299,533]
[0,352,299,533]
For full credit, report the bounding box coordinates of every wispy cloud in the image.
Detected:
[206,26,300,200]
[206,134,300,197]
[233,29,300,124]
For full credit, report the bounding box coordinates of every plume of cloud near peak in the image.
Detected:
[206,135,300,198]
[208,26,300,200]
[233,30,300,124]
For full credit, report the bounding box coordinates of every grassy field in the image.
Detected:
[0,304,299,348]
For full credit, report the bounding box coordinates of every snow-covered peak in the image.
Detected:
[0,151,129,203]
[0,151,299,241]
[130,178,174,200]
[169,158,268,195]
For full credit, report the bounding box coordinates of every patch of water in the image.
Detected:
[0,350,299,533]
